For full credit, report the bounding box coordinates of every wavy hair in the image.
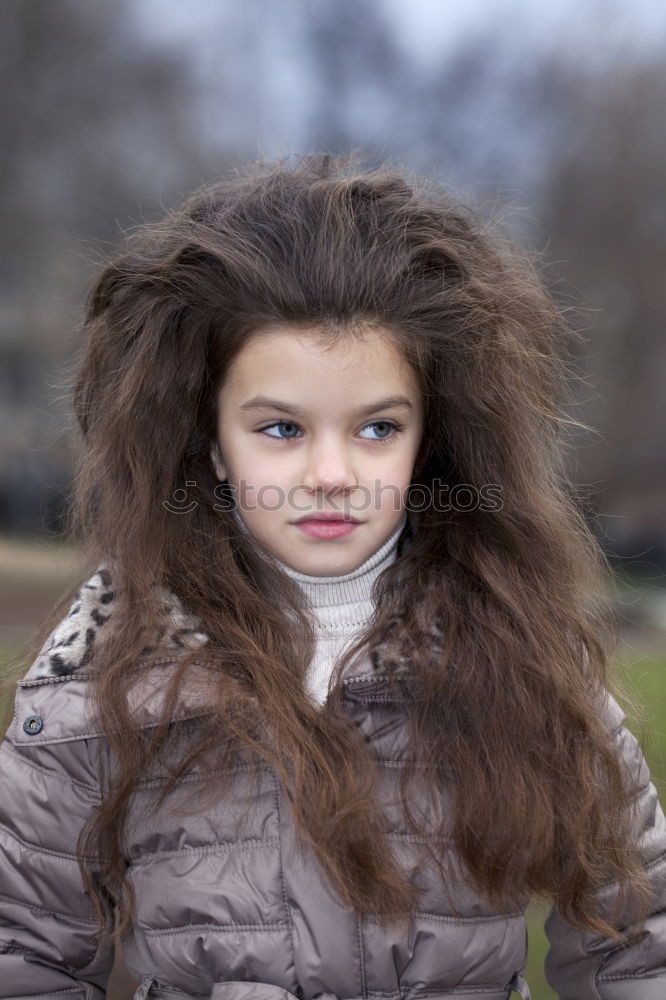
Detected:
[13,152,652,942]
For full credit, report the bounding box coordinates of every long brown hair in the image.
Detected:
[13,152,652,942]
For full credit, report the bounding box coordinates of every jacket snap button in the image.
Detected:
[23,715,43,736]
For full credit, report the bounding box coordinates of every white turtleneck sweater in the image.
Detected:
[232,509,407,705]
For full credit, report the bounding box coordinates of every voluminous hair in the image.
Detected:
[15,152,652,942]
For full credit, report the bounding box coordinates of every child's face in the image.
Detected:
[211,325,424,576]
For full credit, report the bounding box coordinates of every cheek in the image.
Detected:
[227,449,295,496]
[381,447,421,484]
[245,453,293,485]
[218,430,261,476]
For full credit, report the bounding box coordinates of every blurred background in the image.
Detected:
[0,1,664,997]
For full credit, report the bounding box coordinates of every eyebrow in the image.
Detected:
[239,394,414,417]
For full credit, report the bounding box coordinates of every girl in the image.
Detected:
[0,153,664,1000]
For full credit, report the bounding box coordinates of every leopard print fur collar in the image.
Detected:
[33,565,210,679]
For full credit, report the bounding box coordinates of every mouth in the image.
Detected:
[293,513,362,524]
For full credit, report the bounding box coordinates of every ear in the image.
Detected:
[210,440,227,481]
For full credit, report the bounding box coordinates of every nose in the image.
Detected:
[300,435,358,496]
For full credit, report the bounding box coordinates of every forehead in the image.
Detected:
[222,325,419,395]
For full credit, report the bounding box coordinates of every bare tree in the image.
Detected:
[536,57,666,559]
[0,0,210,535]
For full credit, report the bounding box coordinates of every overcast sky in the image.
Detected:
[127,0,666,200]
[383,0,666,62]
[135,0,666,64]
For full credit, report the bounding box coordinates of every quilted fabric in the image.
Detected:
[0,574,665,999]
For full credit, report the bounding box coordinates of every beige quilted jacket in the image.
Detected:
[0,573,664,998]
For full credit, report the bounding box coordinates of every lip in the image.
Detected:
[294,513,361,523]
[295,520,360,539]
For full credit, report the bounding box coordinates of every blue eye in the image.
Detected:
[258,420,402,442]
[260,421,302,440]
[359,421,399,441]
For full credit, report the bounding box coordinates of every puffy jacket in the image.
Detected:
[1,633,665,999]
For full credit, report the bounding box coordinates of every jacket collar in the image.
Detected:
[13,646,416,747]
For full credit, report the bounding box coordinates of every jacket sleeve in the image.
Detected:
[0,678,114,998]
[543,691,666,999]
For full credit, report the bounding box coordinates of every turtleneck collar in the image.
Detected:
[231,508,408,632]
